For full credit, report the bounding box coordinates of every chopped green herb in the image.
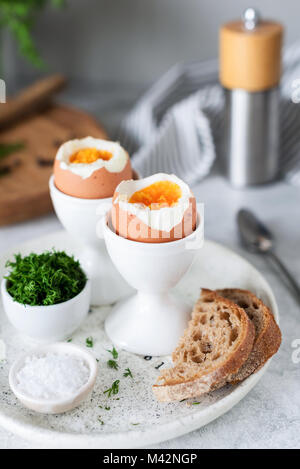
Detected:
[105,406,110,411]
[98,417,104,425]
[0,142,24,162]
[107,346,118,359]
[67,338,72,343]
[86,336,93,348]
[131,423,140,426]
[123,368,133,378]
[103,380,120,398]
[98,405,103,409]
[192,402,201,405]
[107,359,118,370]
[96,358,99,362]
[5,251,87,306]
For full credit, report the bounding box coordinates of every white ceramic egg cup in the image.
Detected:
[49,175,133,306]
[103,213,204,356]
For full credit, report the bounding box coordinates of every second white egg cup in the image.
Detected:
[49,176,133,306]
[103,213,204,356]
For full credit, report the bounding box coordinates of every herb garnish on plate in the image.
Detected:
[123,368,133,378]
[86,336,93,348]
[107,347,118,359]
[103,380,120,398]
[5,250,87,306]
[107,359,118,370]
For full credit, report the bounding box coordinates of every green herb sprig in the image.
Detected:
[5,250,87,306]
[0,1,66,68]
[123,368,133,378]
[86,336,93,348]
[107,359,118,370]
[103,380,120,398]
[107,347,118,360]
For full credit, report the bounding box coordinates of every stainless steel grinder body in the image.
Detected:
[224,86,280,187]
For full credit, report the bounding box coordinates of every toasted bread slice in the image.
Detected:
[216,289,281,383]
[153,289,255,402]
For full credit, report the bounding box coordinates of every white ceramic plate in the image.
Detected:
[0,231,278,449]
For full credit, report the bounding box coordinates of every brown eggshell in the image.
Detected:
[111,194,197,243]
[54,158,132,199]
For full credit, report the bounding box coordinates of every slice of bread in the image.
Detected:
[153,289,255,402]
[216,289,281,383]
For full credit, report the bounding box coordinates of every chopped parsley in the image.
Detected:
[86,336,93,348]
[107,346,118,360]
[123,368,133,378]
[5,251,87,306]
[104,380,120,398]
[107,359,118,370]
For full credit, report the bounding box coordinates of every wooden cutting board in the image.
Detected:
[0,104,107,226]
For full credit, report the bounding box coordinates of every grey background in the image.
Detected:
[5,0,300,91]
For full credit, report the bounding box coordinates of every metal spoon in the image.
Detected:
[237,208,300,302]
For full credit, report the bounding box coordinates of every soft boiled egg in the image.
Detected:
[54,137,132,199]
[111,173,196,243]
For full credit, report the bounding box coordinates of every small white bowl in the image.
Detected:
[9,342,98,414]
[1,278,91,342]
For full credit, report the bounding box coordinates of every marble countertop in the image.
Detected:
[0,172,299,449]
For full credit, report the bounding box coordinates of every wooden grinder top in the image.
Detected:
[220,9,283,92]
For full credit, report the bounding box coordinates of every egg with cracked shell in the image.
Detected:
[54,137,132,199]
[111,173,197,243]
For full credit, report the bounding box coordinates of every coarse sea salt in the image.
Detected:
[16,352,90,400]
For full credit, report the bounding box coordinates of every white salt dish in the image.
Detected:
[1,278,91,342]
[49,174,134,306]
[9,342,98,414]
[103,212,204,356]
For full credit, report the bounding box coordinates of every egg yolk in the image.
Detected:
[69,148,113,164]
[129,181,182,209]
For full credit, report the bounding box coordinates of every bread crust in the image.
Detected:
[217,288,282,383]
[153,289,255,402]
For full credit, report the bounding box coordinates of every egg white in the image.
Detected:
[114,173,192,233]
[56,137,128,179]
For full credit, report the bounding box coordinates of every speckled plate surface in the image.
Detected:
[0,231,279,449]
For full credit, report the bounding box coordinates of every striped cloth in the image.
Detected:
[118,41,300,186]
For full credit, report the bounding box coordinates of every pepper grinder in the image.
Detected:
[220,8,283,187]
